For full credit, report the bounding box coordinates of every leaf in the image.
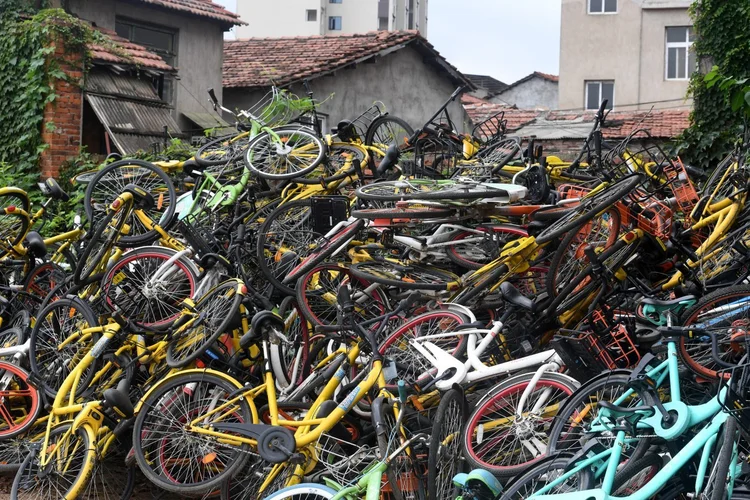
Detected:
[731,91,745,111]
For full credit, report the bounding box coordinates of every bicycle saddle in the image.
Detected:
[182,159,204,178]
[123,183,155,210]
[639,296,695,308]
[500,282,535,312]
[39,178,70,202]
[23,231,47,259]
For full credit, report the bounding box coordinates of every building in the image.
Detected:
[39,0,243,175]
[223,31,472,134]
[234,0,427,39]
[491,72,559,110]
[559,0,694,111]
[465,74,508,100]
[462,94,690,160]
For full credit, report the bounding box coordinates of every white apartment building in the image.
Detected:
[234,0,427,38]
[559,0,694,111]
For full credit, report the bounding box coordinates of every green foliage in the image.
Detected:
[676,0,750,168]
[131,138,198,162]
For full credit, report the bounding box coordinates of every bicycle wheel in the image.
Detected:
[534,174,641,245]
[356,179,521,202]
[373,397,424,500]
[75,198,130,284]
[270,297,311,389]
[132,372,253,495]
[365,116,414,150]
[378,309,472,386]
[609,453,663,496]
[0,361,42,439]
[702,416,739,500]
[236,199,281,292]
[256,199,317,296]
[427,388,466,500]
[196,132,250,167]
[28,297,100,399]
[547,371,654,459]
[678,285,750,380]
[101,246,199,329]
[460,372,579,477]
[350,261,457,291]
[80,439,136,500]
[284,219,366,285]
[498,453,590,500]
[262,483,336,500]
[12,423,96,500]
[84,159,176,246]
[445,225,527,270]
[351,206,455,221]
[21,261,67,306]
[0,207,29,260]
[245,126,326,180]
[546,206,621,298]
[295,263,388,327]
[166,280,243,368]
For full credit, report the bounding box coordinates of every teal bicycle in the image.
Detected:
[500,291,750,499]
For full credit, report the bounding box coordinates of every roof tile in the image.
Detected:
[90,27,175,72]
[223,30,468,89]
[135,0,244,25]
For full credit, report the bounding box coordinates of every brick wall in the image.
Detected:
[39,37,83,179]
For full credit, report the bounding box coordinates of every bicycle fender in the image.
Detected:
[132,368,245,414]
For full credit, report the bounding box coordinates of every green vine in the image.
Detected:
[675,0,750,168]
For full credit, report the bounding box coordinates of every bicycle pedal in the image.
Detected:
[289,453,307,465]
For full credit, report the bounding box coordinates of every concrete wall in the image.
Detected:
[235,0,324,38]
[68,0,226,130]
[492,77,558,110]
[322,0,378,34]
[559,0,692,110]
[224,46,468,134]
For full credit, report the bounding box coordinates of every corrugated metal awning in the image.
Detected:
[183,112,231,130]
[85,72,163,103]
[85,94,183,153]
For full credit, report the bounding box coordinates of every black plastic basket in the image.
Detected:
[717,361,750,431]
[551,330,613,382]
[176,215,222,257]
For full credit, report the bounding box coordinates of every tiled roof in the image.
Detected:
[223,30,472,89]
[534,71,559,83]
[465,74,508,95]
[498,71,560,94]
[462,96,690,139]
[134,0,244,25]
[90,27,175,72]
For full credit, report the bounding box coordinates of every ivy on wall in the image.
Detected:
[676,0,750,168]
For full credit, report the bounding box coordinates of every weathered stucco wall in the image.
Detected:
[68,0,225,130]
[492,78,558,110]
[223,46,469,134]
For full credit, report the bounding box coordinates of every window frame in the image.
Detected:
[588,0,617,15]
[584,80,615,110]
[306,9,317,22]
[665,26,695,81]
[329,0,342,3]
[328,16,342,30]
[115,18,177,66]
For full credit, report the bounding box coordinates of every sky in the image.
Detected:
[213,0,561,85]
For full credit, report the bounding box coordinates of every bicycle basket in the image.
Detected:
[663,158,700,216]
[717,358,750,431]
[245,87,314,128]
[558,184,592,201]
[315,433,379,485]
[551,330,615,381]
[176,214,223,257]
[472,110,507,144]
[635,199,672,241]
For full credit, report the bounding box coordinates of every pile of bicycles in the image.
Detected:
[1,85,750,500]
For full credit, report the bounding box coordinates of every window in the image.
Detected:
[329,0,342,3]
[585,81,614,110]
[408,0,414,28]
[588,0,617,14]
[328,16,342,30]
[306,9,317,21]
[115,18,176,104]
[666,26,696,80]
[378,16,388,30]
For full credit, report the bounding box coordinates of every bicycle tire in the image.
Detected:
[703,415,738,500]
[350,261,457,291]
[351,206,455,220]
[498,452,591,500]
[284,219,366,285]
[256,199,317,296]
[365,116,414,149]
[0,207,29,261]
[427,387,466,500]
[269,297,311,389]
[535,174,641,245]
[75,198,130,284]
[609,453,663,495]
[84,159,177,246]
[261,483,337,500]
[0,361,42,439]
[21,261,66,305]
[678,285,750,380]
[460,372,579,477]
[196,132,250,167]
[547,370,654,460]
[546,206,621,298]
[245,126,326,180]
[12,423,96,500]
[452,264,509,307]
[28,297,100,399]
[132,371,253,495]
[356,179,523,202]
[445,225,527,270]
[166,280,243,368]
